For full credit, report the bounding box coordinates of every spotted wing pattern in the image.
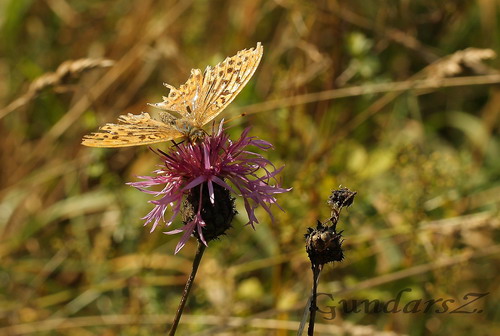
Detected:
[152,69,204,120]
[82,112,183,147]
[82,43,263,148]
[152,43,263,126]
[196,42,263,126]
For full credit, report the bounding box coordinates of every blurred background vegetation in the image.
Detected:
[1,0,499,335]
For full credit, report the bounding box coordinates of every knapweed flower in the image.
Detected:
[128,122,290,253]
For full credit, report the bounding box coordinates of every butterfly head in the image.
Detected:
[186,126,206,144]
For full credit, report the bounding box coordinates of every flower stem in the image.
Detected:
[168,242,206,335]
[297,266,321,336]
[307,264,322,336]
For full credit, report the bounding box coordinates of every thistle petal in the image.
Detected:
[128,126,290,253]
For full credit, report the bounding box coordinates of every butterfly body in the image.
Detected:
[82,43,263,148]
[170,117,205,144]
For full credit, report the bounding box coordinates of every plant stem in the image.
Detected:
[168,242,206,335]
[297,266,322,336]
[307,264,322,336]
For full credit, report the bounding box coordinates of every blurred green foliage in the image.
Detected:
[0,0,499,335]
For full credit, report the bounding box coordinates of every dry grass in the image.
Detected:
[1,1,499,335]
[0,58,115,119]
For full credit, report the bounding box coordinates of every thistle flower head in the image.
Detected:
[128,122,290,253]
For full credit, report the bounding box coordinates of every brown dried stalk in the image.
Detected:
[424,48,497,80]
[0,58,115,119]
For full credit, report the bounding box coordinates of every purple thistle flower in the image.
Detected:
[128,122,290,253]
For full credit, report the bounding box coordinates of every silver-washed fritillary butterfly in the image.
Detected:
[82,43,263,147]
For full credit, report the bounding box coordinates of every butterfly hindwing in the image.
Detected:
[152,69,204,119]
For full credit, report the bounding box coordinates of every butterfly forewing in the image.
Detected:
[82,112,183,147]
[196,43,263,126]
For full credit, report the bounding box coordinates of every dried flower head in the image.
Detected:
[328,187,357,228]
[128,122,289,253]
[305,221,344,265]
[305,187,356,266]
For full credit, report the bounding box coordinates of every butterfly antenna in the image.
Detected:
[223,113,246,125]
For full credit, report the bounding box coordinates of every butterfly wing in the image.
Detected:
[151,69,204,120]
[195,42,263,126]
[82,112,183,147]
[83,44,263,148]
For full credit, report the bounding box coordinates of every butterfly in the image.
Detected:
[82,43,263,147]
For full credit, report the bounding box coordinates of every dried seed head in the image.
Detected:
[305,220,344,266]
[328,187,357,211]
[328,187,357,228]
[305,187,356,266]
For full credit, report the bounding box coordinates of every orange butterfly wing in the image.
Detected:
[82,112,183,147]
[82,43,263,148]
[196,43,263,126]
